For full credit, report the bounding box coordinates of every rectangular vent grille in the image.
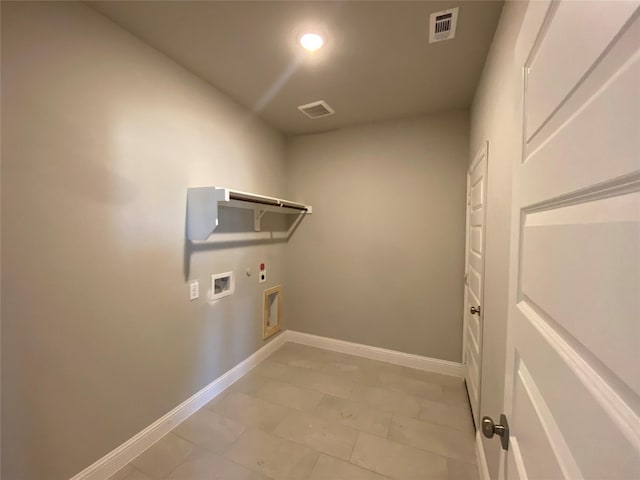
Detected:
[435,14,452,34]
[297,100,335,119]
[429,7,458,43]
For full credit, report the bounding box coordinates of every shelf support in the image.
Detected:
[254,208,267,231]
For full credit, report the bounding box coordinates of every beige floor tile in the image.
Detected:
[283,365,357,400]
[419,398,474,433]
[377,364,465,388]
[378,372,443,402]
[272,343,365,369]
[442,383,471,408]
[173,408,245,453]
[313,395,392,437]
[131,432,196,478]
[319,360,381,386]
[417,372,467,389]
[388,415,476,464]
[255,379,325,412]
[210,391,289,431]
[120,468,155,480]
[224,428,319,480]
[251,359,290,380]
[167,450,256,480]
[267,344,327,368]
[447,458,480,480]
[327,352,391,371]
[290,344,356,364]
[350,432,448,479]
[229,371,273,395]
[273,410,359,460]
[308,454,389,480]
[286,357,326,370]
[350,384,422,418]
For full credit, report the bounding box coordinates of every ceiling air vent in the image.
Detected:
[429,7,459,43]
[297,100,335,119]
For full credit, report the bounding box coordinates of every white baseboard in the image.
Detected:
[70,331,288,480]
[476,430,491,480]
[70,329,462,480]
[286,330,463,377]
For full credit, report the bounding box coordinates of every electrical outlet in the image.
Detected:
[189,280,199,301]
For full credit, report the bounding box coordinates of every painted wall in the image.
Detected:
[285,112,469,362]
[469,1,527,477]
[1,2,288,479]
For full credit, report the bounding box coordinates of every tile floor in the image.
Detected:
[109,342,478,480]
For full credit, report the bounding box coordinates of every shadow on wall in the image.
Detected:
[182,208,304,279]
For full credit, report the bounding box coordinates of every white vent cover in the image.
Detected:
[297,100,335,119]
[429,7,459,43]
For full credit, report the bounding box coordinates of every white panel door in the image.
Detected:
[494,1,640,479]
[463,142,488,428]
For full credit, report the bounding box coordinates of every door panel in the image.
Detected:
[470,225,483,256]
[506,438,526,480]
[499,2,640,479]
[467,346,480,405]
[523,16,640,205]
[524,0,638,140]
[467,303,480,348]
[471,177,485,211]
[513,306,639,478]
[468,264,482,302]
[511,360,567,479]
[521,193,640,394]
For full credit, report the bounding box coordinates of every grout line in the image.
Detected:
[219,433,283,480]
[136,432,201,480]
[216,428,285,480]
[306,452,322,478]
[123,466,152,480]
[386,414,478,466]
[346,425,361,465]
[269,410,361,462]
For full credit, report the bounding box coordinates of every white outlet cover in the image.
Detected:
[189,281,199,301]
[259,269,267,283]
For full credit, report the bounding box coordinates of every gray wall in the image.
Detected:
[285,112,469,362]
[469,1,526,477]
[1,2,288,479]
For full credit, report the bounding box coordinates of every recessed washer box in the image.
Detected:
[211,271,234,300]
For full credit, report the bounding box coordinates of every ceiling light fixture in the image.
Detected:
[299,33,324,52]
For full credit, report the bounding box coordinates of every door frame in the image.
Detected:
[462,140,489,429]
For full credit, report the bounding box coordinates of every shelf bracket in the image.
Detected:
[254,208,267,231]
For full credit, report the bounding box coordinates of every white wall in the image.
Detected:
[469,1,527,477]
[1,2,288,479]
[285,112,469,362]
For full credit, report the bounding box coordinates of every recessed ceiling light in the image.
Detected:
[299,33,324,52]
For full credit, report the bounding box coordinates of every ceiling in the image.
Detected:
[90,1,504,135]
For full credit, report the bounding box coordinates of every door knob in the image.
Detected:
[470,306,481,315]
[481,414,509,450]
